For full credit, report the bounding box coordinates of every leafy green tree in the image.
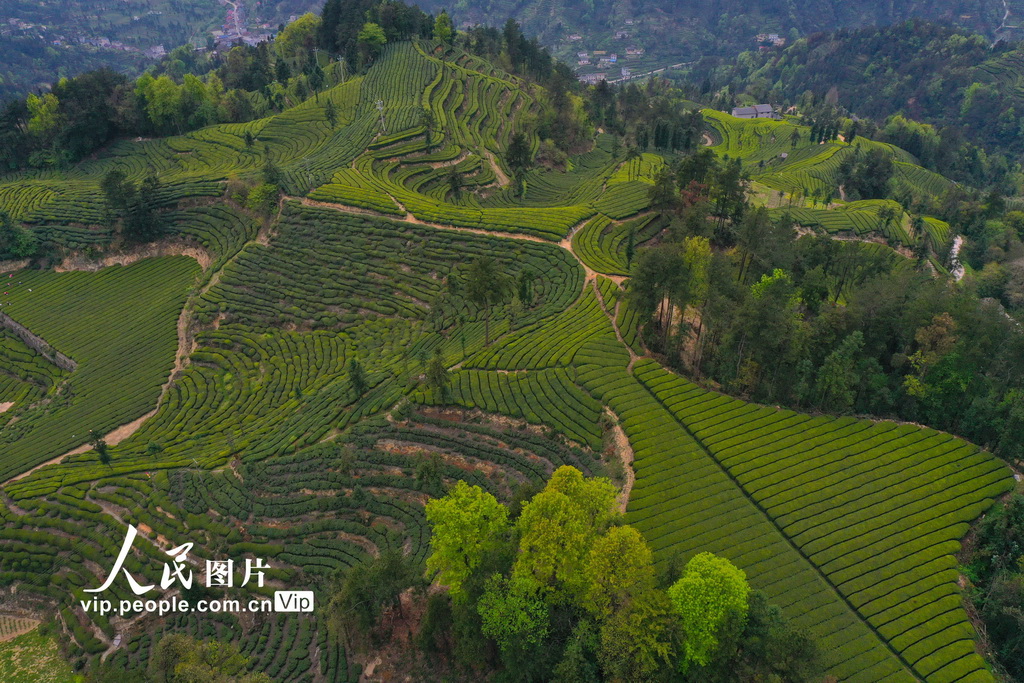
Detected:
[25,92,61,140]
[306,55,325,101]
[517,269,536,307]
[731,591,822,682]
[877,204,898,233]
[101,169,133,219]
[245,183,279,217]
[816,330,864,412]
[0,211,37,259]
[348,358,367,398]
[425,481,510,600]
[552,620,601,683]
[625,226,636,269]
[649,167,678,210]
[628,244,691,351]
[598,589,676,682]
[709,157,746,228]
[149,634,271,683]
[513,467,618,603]
[447,168,463,202]
[274,57,291,83]
[668,552,750,669]
[324,99,337,128]
[328,549,421,647]
[505,131,532,195]
[464,256,511,345]
[425,347,450,400]
[420,108,436,150]
[582,525,655,620]
[478,574,549,671]
[89,430,111,467]
[433,11,455,46]
[275,13,321,61]
[357,23,388,66]
[261,157,282,187]
[122,175,165,242]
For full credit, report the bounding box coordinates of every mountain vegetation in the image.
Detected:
[0,2,1020,682]
[695,21,1024,184]
[417,0,1009,68]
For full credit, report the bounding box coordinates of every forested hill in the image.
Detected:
[419,0,1008,64]
[710,21,1024,164]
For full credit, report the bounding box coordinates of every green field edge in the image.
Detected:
[633,372,925,681]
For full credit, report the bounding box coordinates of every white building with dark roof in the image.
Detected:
[731,104,778,119]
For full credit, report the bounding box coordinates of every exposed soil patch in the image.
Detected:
[483,150,510,187]
[0,616,39,642]
[0,259,30,274]
[604,408,635,512]
[55,239,211,272]
[0,403,13,414]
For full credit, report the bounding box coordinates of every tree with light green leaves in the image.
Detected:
[433,11,455,46]
[512,466,618,603]
[668,552,750,669]
[357,23,387,66]
[274,13,320,61]
[425,481,509,600]
[582,525,655,621]
[25,92,60,140]
[478,574,549,667]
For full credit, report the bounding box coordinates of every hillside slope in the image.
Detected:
[420,0,1007,66]
[0,39,1014,681]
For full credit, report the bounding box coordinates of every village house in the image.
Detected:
[755,32,786,47]
[731,104,779,119]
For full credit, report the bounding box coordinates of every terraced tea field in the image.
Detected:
[0,36,1011,682]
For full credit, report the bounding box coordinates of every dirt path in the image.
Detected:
[483,150,510,187]
[3,245,215,487]
[0,402,13,414]
[702,132,714,147]
[604,407,635,512]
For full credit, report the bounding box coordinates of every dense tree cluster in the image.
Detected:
[0,1,439,172]
[317,0,434,69]
[0,210,38,260]
[100,171,167,243]
[377,467,822,681]
[414,0,1004,76]
[964,495,1024,680]
[630,149,1024,463]
[589,78,706,156]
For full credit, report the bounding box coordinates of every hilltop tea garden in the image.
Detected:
[0,23,1019,683]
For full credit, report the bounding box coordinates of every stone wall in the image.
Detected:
[0,313,77,372]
